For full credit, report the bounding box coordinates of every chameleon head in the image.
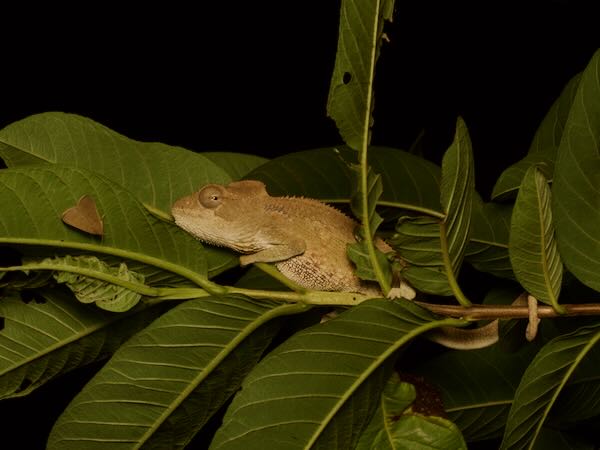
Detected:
[171,180,270,252]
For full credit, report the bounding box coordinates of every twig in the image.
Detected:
[415,301,600,320]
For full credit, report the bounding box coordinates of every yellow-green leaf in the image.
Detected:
[509,166,563,311]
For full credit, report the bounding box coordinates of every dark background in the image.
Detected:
[1,1,599,448]
[2,2,598,198]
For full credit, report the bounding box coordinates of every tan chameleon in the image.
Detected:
[171,180,501,349]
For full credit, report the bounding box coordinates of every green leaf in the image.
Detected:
[509,166,563,310]
[552,49,600,292]
[500,324,600,450]
[250,149,441,295]
[356,378,416,449]
[350,164,384,234]
[440,117,475,274]
[357,374,467,450]
[414,340,539,442]
[466,199,513,279]
[373,415,466,450]
[202,152,268,180]
[326,0,396,294]
[346,240,392,286]
[44,255,144,312]
[247,146,442,215]
[0,166,212,289]
[391,216,451,295]
[0,112,238,277]
[48,296,306,450]
[0,112,231,212]
[492,73,581,200]
[327,0,395,150]
[210,299,466,450]
[391,118,474,303]
[347,164,392,289]
[548,342,600,426]
[0,288,163,399]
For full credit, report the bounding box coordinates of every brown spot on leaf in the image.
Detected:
[61,195,104,236]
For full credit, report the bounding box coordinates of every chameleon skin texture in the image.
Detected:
[171,180,381,295]
[171,180,502,349]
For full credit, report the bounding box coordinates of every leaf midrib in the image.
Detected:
[304,316,467,448]
[0,237,210,289]
[0,301,146,378]
[134,300,308,449]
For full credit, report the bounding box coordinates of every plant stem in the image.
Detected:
[6,263,600,320]
[438,220,471,307]
[416,301,600,320]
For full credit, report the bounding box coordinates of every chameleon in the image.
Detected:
[171,180,404,297]
[171,180,500,349]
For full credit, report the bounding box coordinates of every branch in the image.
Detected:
[415,301,600,320]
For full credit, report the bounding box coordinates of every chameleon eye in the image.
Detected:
[198,186,223,209]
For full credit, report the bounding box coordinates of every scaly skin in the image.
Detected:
[171,180,392,296]
[172,180,502,349]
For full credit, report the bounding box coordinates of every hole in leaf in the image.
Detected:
[0,317,4,332]
[16,378,32,394]
[0,247,22,267]
[20,290,46,304]
[342,72,352,84]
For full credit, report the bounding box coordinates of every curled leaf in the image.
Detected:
[47,255,144,312]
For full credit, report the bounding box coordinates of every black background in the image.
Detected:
[1,1,599,448]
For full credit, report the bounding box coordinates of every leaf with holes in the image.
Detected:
[48,296,306,450]
[210,299,466,450]
[509,166,563,311]
[552,49,600,292]
[327,0,395,150]
[326,0,397,294]
[500,325,600,450]
[0,288,162,399]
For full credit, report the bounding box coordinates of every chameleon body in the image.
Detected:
[171,180,499,349]
[171,180,396,297]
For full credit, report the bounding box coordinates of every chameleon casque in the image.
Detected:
[171,180,499,349]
